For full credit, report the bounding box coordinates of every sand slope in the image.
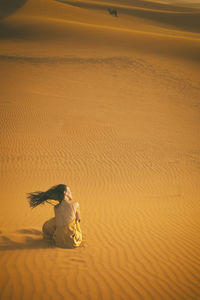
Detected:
[0,0,200,299]
[1,0,200,59]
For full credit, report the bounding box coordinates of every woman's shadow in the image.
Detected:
[0,228,55,250]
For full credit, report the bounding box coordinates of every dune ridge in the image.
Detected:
[56,0,200,35]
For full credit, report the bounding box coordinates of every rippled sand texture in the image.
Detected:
[0,0,200,299]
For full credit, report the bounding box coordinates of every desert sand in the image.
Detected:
[0,0,200,299]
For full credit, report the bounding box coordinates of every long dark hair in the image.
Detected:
[27,184,67,208]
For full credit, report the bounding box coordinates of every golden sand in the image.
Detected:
[0,0,200,299]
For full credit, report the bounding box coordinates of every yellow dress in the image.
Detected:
[42,217,82,248]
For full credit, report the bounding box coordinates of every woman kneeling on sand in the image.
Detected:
[27,184,82,248]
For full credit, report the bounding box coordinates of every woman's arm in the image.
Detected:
[76,206,81,222]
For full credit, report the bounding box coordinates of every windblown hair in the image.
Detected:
[27,184,67,208]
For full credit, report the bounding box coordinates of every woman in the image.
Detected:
[27,184,82,248]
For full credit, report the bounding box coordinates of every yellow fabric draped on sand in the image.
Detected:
[42,217,82,248]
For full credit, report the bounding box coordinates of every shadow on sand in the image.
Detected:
[0,0,28,20]
[0,228,55,250]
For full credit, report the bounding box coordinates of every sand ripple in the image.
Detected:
[0,0,200,299]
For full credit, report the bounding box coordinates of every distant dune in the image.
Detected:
[0,0,27,20]
[0,0,200,61]
[0,0,200,299]
[58,0,200,33]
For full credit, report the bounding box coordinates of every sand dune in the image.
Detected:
[58,0,200,33]
[0,0,200,61]
[0,0,27,20]
[0,0,200,299]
